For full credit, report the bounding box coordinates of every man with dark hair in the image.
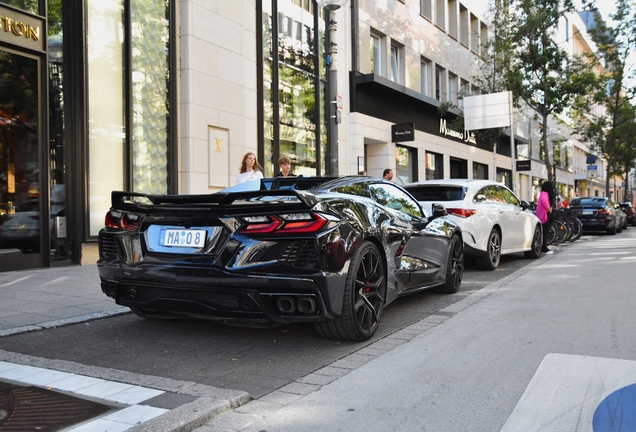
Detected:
[383,168,393,181]
[277,155,293,177]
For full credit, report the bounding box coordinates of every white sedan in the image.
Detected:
[404,179,543,270]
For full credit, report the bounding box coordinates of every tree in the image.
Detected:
[612,103,636,201]
[504,0,593,185]
[573,0,636,198]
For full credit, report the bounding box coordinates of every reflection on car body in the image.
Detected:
[97,176,465,341]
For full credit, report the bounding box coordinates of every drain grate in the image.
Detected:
[0,381,112,432]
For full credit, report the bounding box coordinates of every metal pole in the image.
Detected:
[509,91,516,194]
[327,9,339,176]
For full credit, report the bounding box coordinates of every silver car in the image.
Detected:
[405,179,543,270]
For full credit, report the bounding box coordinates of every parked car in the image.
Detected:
[404,179,543,270]
[97,176,464,342]
[569,197,621,235]
[619,202,635,226]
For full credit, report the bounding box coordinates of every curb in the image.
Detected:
[0,349,251,432]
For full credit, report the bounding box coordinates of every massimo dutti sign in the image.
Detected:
[391,123,414,142]
[439,118,477,144]
[0,5,45,52]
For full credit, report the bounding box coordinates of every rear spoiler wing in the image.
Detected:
[110,189,319,214]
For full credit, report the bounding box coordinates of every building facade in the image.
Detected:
[0,0,623,273]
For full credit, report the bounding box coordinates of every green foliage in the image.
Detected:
[573,0,636,194]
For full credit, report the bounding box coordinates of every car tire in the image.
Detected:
[129,306,185,320]
[435,234,464,294]
[478,228,501,271]
[607,224,617,235]
[313,241,385,342]
[524,223,542,259]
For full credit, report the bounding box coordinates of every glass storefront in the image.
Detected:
[0,49,41,261]
[87,0,173,237]
[1,0,173,272]
[261,0,326,177]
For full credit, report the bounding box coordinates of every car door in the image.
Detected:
[487,185,522,250]
[370,183,449,294]
[500,186,534,249]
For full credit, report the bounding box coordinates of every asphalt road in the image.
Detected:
[0,252,541,399]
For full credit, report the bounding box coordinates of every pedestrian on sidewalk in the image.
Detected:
[536,181,554,254]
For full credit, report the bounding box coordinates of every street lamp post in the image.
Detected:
[316,0,348,176]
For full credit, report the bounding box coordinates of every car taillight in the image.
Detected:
[105,211,140,230]
[239,213,329,235]
[446,208,477,218]
[597,209,610,216]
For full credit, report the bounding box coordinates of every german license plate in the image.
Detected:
[159,229,206,247]
[582,210,594,215]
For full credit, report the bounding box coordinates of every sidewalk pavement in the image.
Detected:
[0,264,128,336]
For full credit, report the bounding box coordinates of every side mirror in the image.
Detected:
[431,203,447,218]
[520,200,530,210]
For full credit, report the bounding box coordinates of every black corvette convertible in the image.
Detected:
[97,176,464,341]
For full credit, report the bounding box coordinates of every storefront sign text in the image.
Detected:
[439,118,477,144]
[0,6,45,52]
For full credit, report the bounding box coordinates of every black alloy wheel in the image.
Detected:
[435,234,464,294]
[524,223,542,259]
[314,241,386,341]
[478,228,501,271]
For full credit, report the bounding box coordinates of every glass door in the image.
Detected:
[0,48,43,271]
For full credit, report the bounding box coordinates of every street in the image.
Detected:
[1,230,635,431]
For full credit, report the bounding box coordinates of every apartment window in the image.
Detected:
[421,58,431,96]
[480,22,488,54]
[448,73,457,104]
[371,33,382,74]
[448,0,458,39]
[460,79,469,97]
[390,42,402,84]
[459,5,469,47]
[470,14,479,54]
[436,0,445,31]
[421,0,432,20]
[426,152,444,180]
[435,65,445,101]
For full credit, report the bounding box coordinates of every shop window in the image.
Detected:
[426,152,443,180]
[88,0,173,236]
[131,0,171,195]
[473,162,489,180]
[261,0,325,177]
[450,157,467,178]
[397,145,417,184]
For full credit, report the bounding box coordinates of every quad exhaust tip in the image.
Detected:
[276,296,317,314]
